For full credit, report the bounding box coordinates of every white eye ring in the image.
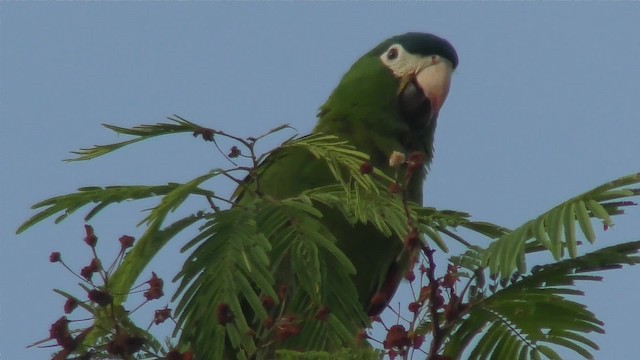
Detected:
[387,46,399,61]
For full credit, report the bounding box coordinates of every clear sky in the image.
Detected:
[2,3,639,359]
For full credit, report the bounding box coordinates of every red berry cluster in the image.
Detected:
[368,252,468,359]
[42,225,188,359]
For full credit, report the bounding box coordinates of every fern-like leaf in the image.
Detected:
[16,181,214,234]
[484,173,639,278]
[444,241,640,359]
[66,115,208,161]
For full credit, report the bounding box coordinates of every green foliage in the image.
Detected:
[19,118,640,360]
[276,348,382,359]
[483,173,640,278]
[65,115,206,161]
[444,241,640,360]
[285,133,389,193]
[16,182,213,234]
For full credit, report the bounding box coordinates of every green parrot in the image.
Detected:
[201,32,458,358]
[252,33,456,305]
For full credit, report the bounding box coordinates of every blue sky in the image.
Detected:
[2,3,639,359]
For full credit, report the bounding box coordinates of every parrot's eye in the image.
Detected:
[387,47,399,61]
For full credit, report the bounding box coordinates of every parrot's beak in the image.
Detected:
[398,57,454,128]
[416,58,453,116]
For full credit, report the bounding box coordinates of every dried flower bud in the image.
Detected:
[64,298,78,314]
[119,235,135,250]
[404,229,421,251]
[275,315,300,342]
[216,303,234,325]
[146,271,163,287]
[144,286,164,301]
[412,334,425,349]
[50,252,61,263]
[261,295,275,310]
[49,317,74,349]
[388,151,406,167]
[193,127,214,141]
[407,151,427,171]
[383,324,411,349]
[107,333,145,357]
[154,308,172,325]
[88,289,112,306]
[83,225,97,247]
[228,146,241,158]
[408,302,421,313]
[442,264,460,289]
[80,267,93,281]
[359,162,373,175]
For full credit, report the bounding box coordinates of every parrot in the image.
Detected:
[197,32,458,358]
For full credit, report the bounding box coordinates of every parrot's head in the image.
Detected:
[316,32,458,168]
[379,32,458,130]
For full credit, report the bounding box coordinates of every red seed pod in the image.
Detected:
[49,317,74,350]
[154,308,172,325]
[64,298,78,314]
[228,146,241,158]
[49,252,61,263]
[88,258,101,271]
[408,301,421,313]
[88,289,112,306]
[404,229,421,251]
[275,315,301,342]
[216,303,234,325]
[359,162,374,175]
[144,286,164,301]
[119,235,135,250]
[261,295,275,310]
[442,272,458,289]
[383,324,411,350]
[80,266,94,282]
[407,151,427,171]
[83,225,97,247]
[412,334,425,349]
[146,272,164,289]
[107,333,145,357]
[193,127,214,141]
